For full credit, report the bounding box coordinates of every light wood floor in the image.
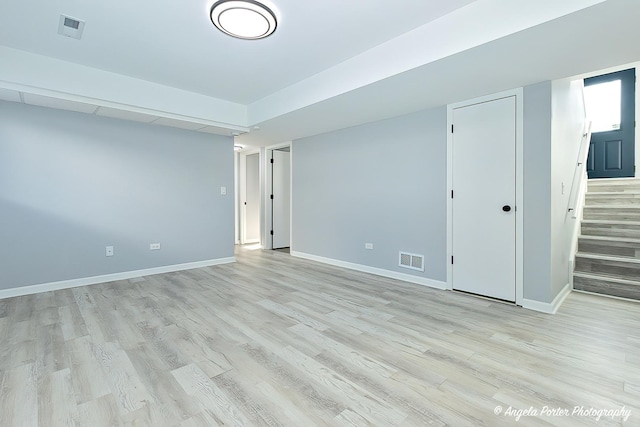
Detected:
[1,247,639,426]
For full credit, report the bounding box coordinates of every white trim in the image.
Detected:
[446,88,524,306]
[264,141,293,151]
[0,257,235,300]
[234,151,240,245]
[239,148,261,245]
[260,146,268,248]
[263,148,274,249]
[522,283,572,314]
[242,239,260,244]
[263,142,292,250]
[291,251,447,290]
[289,142,294,253]
[0,80,249,134]
[515,89,524,306]
[238,151,245,244]
[239,148,261,156]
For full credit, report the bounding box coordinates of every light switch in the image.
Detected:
[220,186,227,195]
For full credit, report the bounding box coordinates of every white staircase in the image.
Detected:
[574,178,640,300]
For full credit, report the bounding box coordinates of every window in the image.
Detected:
[583,79,621,133]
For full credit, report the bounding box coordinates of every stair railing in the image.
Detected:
[567,121,592,220]
[567,121,592,286]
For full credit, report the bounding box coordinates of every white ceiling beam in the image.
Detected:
[0,46,249,131]
[247,0,605,126]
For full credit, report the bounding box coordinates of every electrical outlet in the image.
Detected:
[150,243,161,251]
[365,243,374,250]
[105,246,114,257]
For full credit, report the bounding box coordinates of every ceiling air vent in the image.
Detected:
[399,251,425,272]
[58,15,85,40]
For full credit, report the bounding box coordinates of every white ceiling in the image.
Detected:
[1,0,640,147]
[0,0,475,104]
[240,0,640,145]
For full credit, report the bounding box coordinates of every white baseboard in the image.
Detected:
[240,239,260,245]
[0,257,236,300]
[522,283,572,314]
[291,251,447,290]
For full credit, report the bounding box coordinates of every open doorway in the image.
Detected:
[271,147,291,251]
[240,152,260,244]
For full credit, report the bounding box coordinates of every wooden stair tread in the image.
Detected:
[578,179,640,300]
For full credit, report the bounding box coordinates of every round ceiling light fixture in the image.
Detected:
[210,0,277,40]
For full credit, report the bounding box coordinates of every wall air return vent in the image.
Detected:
[58,15,85,40]
[399,251,425,272]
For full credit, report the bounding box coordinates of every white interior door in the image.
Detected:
[272,149,290,249]
[243,153,260,243]
[452,96,516,301]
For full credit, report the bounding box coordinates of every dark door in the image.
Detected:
[585,68,635,179]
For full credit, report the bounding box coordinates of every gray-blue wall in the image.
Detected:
[293,84,575,305]
[523,81,553,302]
[292,107,447,282]
[0,101,234,290]
[522,79,586,304]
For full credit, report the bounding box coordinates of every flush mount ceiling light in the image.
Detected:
[210,0,277,40]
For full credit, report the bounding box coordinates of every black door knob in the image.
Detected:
[502,205,512,212]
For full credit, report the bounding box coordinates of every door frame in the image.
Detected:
[271,147,291,249]
[446,88,524,306]
[584,67,635,179]
[261,141,292,250]
[239,149,261,245]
